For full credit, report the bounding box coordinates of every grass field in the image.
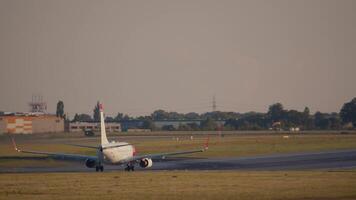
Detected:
[1,132,355,199]
[136,134,356,157]
[1,132,356,168]
[0,171,356,200]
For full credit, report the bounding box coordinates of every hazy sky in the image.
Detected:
[0,0,355,117]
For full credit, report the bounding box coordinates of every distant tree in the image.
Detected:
[105,116,114,122]
[224,119,237,130]
[152,110,169,120]
[210,111,230,120]
[123,114,131,121]
[200,117,217,131]
[114,112,124,121]
[267,103,286,123]
[303,107,310,116]
[201,111,240,121]
[223,123,235,131]
[225,113,267,130]
[177,122,201,131]
[72,113,92,122]
[93,101,100,122]
[246,113,268,130]
[314,112,331,129]
[136,115,152,121]
[180,123,198,131]
[177,124,191,131]
[285,110,304,128]
[67,100,356,131]
[167,112,185,120]
[151,110,188,120]
[314,112,342,130]
[72,113,79,122]
[302,107,313,129]
[142,119,156,130]
[190,123,201,131]
[56,101,64,118]
[184,112,200,120]
[329,113,342,130]
[236,119,253,130]
[340,97,356,126]
[162,125,175,131]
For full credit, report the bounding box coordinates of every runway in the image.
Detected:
[1,149,356,173]
[154,150,356,170]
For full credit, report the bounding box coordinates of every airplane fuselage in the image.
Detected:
[102,142,136,164]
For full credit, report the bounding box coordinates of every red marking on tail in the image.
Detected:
[99,103,103,111]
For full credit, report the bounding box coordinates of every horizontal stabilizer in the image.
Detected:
[65,144,99,149]
[102,143,133,150]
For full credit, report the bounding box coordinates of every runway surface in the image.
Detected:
[1,149,356,173]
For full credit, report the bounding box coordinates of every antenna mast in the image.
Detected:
[29,94,47,113]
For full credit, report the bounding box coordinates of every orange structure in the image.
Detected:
[0,115,64,134]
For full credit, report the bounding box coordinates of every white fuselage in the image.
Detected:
[102,142,135,164]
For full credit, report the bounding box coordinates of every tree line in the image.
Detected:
[58,98,356,131]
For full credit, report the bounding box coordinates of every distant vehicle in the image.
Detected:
[12,103,209,172]
[83,129,95,137]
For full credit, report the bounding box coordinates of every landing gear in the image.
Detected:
[96,165,104,172]
[125,164,135,171]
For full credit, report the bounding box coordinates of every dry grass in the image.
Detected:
[135,134,356,157]
[1,133,356,168]
[1,133,355,199]
[0,171,356,200]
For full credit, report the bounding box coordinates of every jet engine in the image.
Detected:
[139,158,153,168]
[85,158,96,168]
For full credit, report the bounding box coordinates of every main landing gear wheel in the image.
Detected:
[125,165,135,171]
[96,166,104,172]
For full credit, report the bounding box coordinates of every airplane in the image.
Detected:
[11,103,209,172]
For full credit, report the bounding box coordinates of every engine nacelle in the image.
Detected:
[85,158,96,168]
[139,158,153,168]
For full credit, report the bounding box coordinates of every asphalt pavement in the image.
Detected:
[1,149,356,173]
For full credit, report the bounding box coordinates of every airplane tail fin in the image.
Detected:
[99,103,109,145]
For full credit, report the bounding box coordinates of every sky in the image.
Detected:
[0,0,355,118]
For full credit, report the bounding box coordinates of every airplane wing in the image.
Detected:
[127,149,205,162]
[64,143,99,149]
[125,136,209,163]
[12,138,97,162]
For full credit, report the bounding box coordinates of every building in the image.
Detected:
[69,122,121,132]
[153,120,225,129]
[120,120,144,131]
[0,114,64,134]
[153,120,202,129]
